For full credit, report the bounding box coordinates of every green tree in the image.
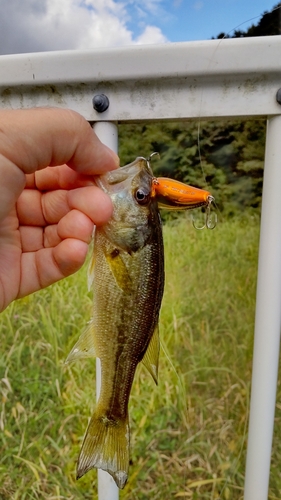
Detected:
[119,4,279,214]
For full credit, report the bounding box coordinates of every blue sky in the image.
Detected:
[124,0,280,43]
[0,0,279,55]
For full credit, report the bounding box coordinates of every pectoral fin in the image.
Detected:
[141,325,160,385]
[106,249,132,292]
[65,322,98,363]
[87,227,96,291]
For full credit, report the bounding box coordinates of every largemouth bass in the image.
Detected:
[66,156,214,488]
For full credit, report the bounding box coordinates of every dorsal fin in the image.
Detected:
[141,325,160,385]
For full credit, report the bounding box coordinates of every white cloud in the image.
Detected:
[131,0,163,16]
[135,25,167,45]
[0,0,168,55]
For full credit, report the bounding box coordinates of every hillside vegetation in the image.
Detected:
[119,3,281,214]
[3,215,280,500]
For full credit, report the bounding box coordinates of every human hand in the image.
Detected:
[0,108,119,312]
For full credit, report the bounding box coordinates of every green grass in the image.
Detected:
[0,212,280,499]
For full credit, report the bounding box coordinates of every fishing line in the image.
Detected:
[160,337,187,406]
[194,5,281,496]
[222,4,281,37]
[196,4,281,221]
[159,335,190,486]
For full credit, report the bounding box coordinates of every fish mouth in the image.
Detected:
[152,177,214,210]
[97,154,215,212]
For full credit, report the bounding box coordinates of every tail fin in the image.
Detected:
[76,410,130,489]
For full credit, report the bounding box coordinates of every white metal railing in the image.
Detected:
[1,35,281,500]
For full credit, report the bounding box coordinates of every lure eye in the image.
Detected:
[135,188,150,205]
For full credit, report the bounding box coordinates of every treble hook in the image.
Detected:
[145,152,160,175]
[192,195,217,230]
[147,152,160,162]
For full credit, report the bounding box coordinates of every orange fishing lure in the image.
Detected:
[152,177,213,210]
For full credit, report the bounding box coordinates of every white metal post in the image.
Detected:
[93,121,119,500]
[244,115,281,500]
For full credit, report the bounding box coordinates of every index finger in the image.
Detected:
[0,108,119,176]
[0,108,119,222]
[26,165,96,191]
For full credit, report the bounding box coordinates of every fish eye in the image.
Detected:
[135,188,150,205]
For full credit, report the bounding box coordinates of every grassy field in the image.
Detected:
[0,212,280,499]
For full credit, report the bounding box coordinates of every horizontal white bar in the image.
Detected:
[1,36,281,121]
[1,36,281,85]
